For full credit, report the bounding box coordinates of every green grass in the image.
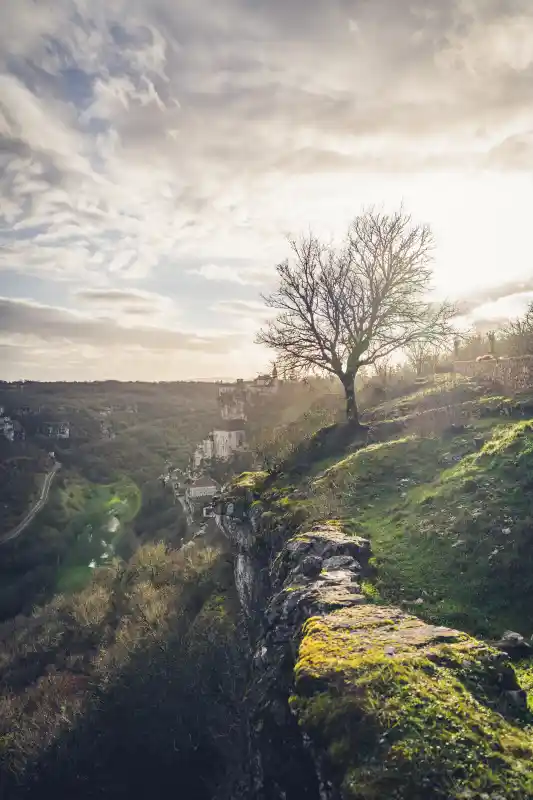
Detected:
[56,477,141,594]
[244,381,533,798]
[231,471,268,490]
[237,383,533,638]
[515,662,533,712]
[313,420,533,634]
[56,565,93,593]
[364,376,483,422]
[60,479,141,521]
[308,414,533,637]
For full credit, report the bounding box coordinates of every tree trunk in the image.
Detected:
[342,373,359,424]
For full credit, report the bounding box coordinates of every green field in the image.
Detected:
[56,477,142,593]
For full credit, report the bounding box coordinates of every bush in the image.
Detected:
[0,541,250,800]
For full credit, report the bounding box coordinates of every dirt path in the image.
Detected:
[0,463,61,545]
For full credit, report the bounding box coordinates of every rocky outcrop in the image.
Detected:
[494,630,533,661]
[293,606,532,799]
[216,484,533,800]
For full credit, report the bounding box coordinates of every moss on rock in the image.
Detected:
[291,605,533,799]
[231,470,268,491]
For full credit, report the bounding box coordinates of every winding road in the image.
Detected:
[0,462,61,545]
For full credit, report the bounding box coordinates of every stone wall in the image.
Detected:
[454,355,533,390]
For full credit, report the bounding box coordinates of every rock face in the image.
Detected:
[216,486,533,800]
[494,630,533,661]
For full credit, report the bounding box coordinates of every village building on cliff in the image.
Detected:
[192,368,278,472]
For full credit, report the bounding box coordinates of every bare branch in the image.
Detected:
[257,209,457,420]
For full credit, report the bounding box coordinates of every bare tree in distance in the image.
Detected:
[257,208,457,424]
[505,303,533,356]
[405,340,443,377]
[372,356,395,384]
[453,328,491,362]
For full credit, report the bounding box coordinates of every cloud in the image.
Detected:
[0,296,268,382]
[215,300,270,316]
[468,292,533,327]
[457,278,533,315]
[0,296,237,353]
[188,264,274,286]
[453,278,533,334]
[211,298,272,336]
[74,287,176,317]
[2,0,533,378]
[485,132,533,170]
[75,288,164,305]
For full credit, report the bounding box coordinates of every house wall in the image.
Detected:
[230,430,246,450]
[188,485,217,499]
[220,400,246,421]
[213,430,232,460]
[213,428,246,460]
[193,437,215,468]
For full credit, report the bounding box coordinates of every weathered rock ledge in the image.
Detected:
[216,487,533,800]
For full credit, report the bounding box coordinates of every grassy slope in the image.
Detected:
[250,377,533,797]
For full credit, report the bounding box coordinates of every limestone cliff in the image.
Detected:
[215,480,533,800]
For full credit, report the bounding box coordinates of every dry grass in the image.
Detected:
[0,540,248,798]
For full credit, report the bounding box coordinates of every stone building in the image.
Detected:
[212,419,247,461]
[193,435,215,470]
[187,475,219,500]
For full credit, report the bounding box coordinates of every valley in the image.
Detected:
[2,370,533,798]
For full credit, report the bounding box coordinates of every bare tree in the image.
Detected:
[372,357,395,384]
[257,209,456,423]
[505,303,533,356]
[405,340,441,376]
[452,328,486,362]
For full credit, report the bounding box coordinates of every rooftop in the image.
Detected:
[191,475,219,488]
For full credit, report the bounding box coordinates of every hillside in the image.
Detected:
[212,374,533,798]
[0,381,222,485]
[0,380,225,548]
[0,379,333,492]
[0,538,249,800]
[261,375,533,639]
[0,381,218,621]
[3,374,533,798]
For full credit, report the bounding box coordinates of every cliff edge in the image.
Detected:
[216,472,533,800]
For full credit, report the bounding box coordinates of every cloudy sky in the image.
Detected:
[1,0,533,381]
